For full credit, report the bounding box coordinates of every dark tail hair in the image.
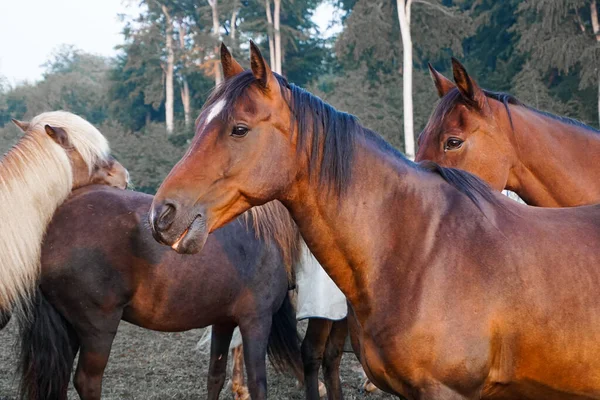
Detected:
[17,289,77,400]
[0,309,11,330]
[267,291,304,382]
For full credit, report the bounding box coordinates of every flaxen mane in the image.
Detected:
[0,111,110,314]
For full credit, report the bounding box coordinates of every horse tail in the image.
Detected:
[0,309,11,330]
[17,289,76,400]
[267,291,304,382]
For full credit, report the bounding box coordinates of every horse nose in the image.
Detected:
[153,201,177,233]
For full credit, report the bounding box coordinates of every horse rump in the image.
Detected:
[17,289,77,400]
[267,291,304,382]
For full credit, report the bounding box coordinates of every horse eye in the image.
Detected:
[231,126,249,138]
[444,138,463,151]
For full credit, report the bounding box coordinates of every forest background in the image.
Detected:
[1,0,598,193]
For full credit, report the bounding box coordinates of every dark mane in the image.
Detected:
[202,70,365,196]
[418,161,502,209]
[202,71,500,209]
[427,87,599,134]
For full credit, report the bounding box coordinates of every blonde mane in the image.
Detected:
[244,201,302,284]
[0,111,110,314]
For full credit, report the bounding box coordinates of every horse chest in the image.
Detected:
[358,318,492,399]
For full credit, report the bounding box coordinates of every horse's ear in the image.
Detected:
[428,63,455,98]
[451,58,486,110]
[221,43,244,79]
[11,119,30,132]
[249,40,276,90]
[44,125,72,149]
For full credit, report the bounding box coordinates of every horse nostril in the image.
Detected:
[155,202,177,232]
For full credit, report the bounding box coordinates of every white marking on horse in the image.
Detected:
[205,99,226,125]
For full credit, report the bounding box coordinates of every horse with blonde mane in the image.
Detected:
[0,111,123,315]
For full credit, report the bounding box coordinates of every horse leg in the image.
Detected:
[240,316,272,400]
[302,318,333,400]
[231,344,250,400]
[322,318,347,400]
[73,319,120,400]
[207,323,235,400]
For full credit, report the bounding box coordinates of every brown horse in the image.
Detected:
[16,185,303,400]
[416,58,600,207]
[150,42,600,399]
[0,111,126,315]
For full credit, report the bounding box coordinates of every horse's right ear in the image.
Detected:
[428,63,455,98]
[249,40,277,90]
[452,58,487,110]
[44,125,72,149]
[11,119,30,132]
[221,43,244,79]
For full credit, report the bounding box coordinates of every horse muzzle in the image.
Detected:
[150,200,209,254]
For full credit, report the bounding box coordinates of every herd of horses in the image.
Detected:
[1,41,600,400]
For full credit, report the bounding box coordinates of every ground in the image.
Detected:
[0,319,394,399]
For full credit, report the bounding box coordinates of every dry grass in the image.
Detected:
[0,319,394,399]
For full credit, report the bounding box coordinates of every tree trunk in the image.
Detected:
[592,0,600,127]
[208,0,223,86]
[178,21,191,128]
[265,0,276,68]
[180,79,191,128]
[273,0,282,74]
[396,0,414,159]
[162,4,175,135]
[231,0,239,40]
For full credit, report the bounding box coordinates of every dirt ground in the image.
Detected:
[0,318,394,399]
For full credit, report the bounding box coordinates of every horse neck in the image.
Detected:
[0,132,72,311]
[507,105,600,206]
[282,134,457,319]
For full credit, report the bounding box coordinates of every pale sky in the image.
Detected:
[0,0,340,85]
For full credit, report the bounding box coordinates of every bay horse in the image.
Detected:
[150,42,600,399]
[416,58,600,207]
[0,111,125,315]
[17,185,303,400]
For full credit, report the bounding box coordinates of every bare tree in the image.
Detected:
[396,0,414,159]
[231,0,239,41]
[592,0,600,126]
[265,0,276,68]
[273,0,282,74]
[178,21,191,128]
[161,3,175,135]
[208,0,223,85]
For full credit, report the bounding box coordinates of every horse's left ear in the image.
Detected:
[44,125,72,149]
[451,58,487,110]
[11,119,30,132]
[221,43,244,79]
[428,64,455,98]
[249,40,277,91]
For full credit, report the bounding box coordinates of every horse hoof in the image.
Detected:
[233,385,250,400]
[319,380,327,398]
[363,379,380,393]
